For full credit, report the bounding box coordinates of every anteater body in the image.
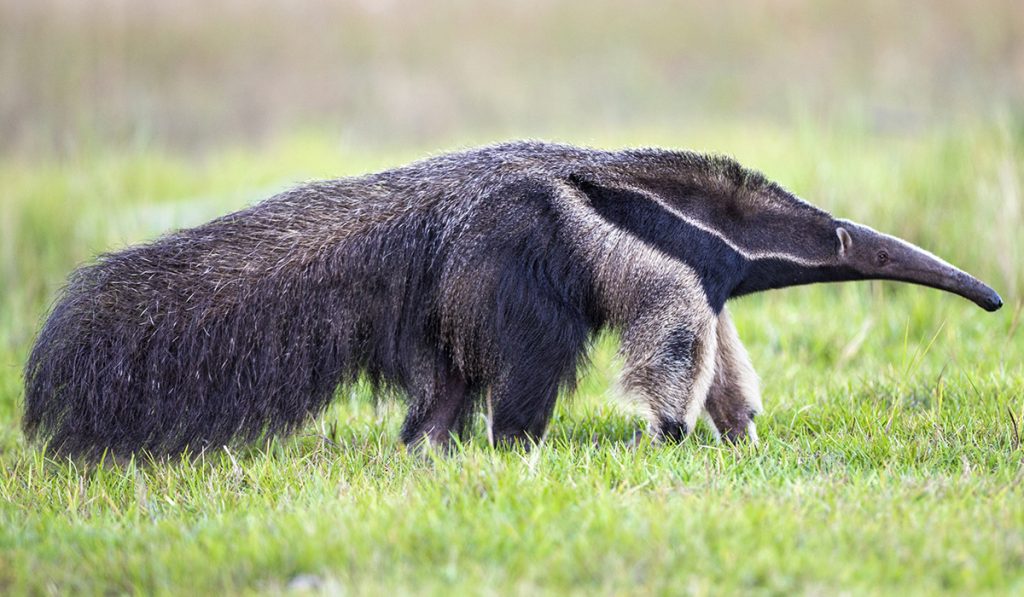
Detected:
[24,142,1002,457]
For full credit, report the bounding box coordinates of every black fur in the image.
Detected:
[576,177,747,312]
[23,141,845,457]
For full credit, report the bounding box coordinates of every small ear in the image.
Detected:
[836,227,853,256]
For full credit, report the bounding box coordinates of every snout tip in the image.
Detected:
[980,290,1003,312]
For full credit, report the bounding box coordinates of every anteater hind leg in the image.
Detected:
[490,355,577,447]
[702,307,762,443]
[489,299,589,447]
[400,357,471,449]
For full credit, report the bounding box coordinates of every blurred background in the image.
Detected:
[2,0,1022,156]
[0,0,1021,365]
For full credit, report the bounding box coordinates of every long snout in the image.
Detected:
[876,234,1003,312]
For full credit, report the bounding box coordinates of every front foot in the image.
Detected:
[653,417,691,443]
[705,404,759,445]
[704,307,762,446]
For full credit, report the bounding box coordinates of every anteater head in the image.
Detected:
[832,221,1003,312]
[649,153,1004,312]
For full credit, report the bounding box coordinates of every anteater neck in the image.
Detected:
[731,258,861,298]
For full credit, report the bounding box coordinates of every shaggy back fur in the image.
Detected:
[24,141,829,457]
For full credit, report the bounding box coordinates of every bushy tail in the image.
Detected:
[22,202,364,458]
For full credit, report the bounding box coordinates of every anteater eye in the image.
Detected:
[876,250,890,266]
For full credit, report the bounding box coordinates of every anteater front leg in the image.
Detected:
[618,303,719,442]
[702,307,762,443]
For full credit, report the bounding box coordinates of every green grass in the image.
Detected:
[1,121,1022,595]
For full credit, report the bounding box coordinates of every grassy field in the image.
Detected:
[1,121,1022,594]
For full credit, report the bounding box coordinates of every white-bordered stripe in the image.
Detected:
[620,184,833,268]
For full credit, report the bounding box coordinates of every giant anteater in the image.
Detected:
[23,141,1003,457]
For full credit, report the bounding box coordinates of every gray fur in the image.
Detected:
[23,141,1002,457]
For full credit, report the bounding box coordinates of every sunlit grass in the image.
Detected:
[0,122,1021,594]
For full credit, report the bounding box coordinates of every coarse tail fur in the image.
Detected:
[23,141,1003,458]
